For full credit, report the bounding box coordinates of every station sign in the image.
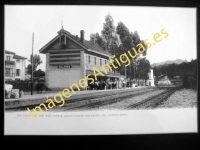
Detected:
[57,65,72,68]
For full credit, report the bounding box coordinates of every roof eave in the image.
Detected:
[13,55,27,60]
[39,33,89,54]
[87,49,112,58]
[16,58,27,60]
[5,50,16,54]
[39,35,60,54]
[65,34,88,50]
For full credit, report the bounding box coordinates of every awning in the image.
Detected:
[86,69,124,78]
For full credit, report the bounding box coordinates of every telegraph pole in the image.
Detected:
[125,66,126,79]
[31,32,34,95]
[113,44,115,73]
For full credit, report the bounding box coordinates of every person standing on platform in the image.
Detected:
[123,80,125,88]
[102,81,105,90]
[96,81,99,90]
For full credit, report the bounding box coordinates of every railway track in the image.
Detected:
[69,87,160,110]
[126,86,180,109]
[6,86,179,111]
[6,87,156,111]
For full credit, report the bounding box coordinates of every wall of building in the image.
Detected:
[46,68,83,90]
[158,80,172,86]
[46,51,85,90]
[5,54,15,80]
[15,59,26,80]
[146,69,155,86]
[84,53,111,73]
[5,53,14,61]
[5,53,26,81]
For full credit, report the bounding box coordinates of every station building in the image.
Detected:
[39,27,122,90]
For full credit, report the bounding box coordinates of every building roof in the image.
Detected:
[5,50,16,54]
[5,50,27,59]
[13,54,27,60]
[86,69,122,78]
[39,29,112,57]
[68,32,112,56]
[156,75,173,81]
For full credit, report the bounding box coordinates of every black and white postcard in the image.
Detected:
[4,5,197,135]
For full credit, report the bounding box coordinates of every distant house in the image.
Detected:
[157,75,172,86]
[5,50,27,81]
[170,76,183,86]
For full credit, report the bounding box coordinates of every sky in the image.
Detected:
[5,5,197,71]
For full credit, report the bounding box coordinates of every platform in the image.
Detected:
[5,87,148,109]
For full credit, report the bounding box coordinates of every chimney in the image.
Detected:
[76,35,78,40]
[80,30,84,43]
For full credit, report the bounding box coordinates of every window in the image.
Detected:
[88,55,90,64]
[16,69,20,76]
[6,68,10,74]
[95,57,96,65]
[100,59,102,66]
[105,60,106,64]
[6,56,11,61]
[5,68,14,77]
[16,59,20,63]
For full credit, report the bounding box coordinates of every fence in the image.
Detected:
[5,80,46,92]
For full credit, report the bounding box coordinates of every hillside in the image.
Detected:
[151,59,186,67]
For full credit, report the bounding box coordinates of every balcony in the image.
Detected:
[5,60,15,66]
[5,72,15,77]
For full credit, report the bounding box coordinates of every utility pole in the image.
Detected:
[125,65,126,79]
[113,40,115,73]
[124,64,126,88]
[31,32,34,95]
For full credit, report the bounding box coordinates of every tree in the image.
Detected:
[89,13,149,80]
[117,25,148,79]
[132,30,141,46]
[136,58,151,80]
[131,57,141,79]
[34,69,45,77]
[116,22,133,53]
[101,13,122,54]
[115,22,136,77]
[27,54,43,75]
[90,33,106,50]
[101,13,115,52]
[132,31,147,56]
[90,13,116,53]
[153,66,160,77]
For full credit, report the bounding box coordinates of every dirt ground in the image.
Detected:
[158,88,197,108]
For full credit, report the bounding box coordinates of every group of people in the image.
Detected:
[87,79,128,90]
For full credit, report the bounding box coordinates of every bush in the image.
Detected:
[182,74,197,89]
[35,82,45,93]
[5,80,31,92]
